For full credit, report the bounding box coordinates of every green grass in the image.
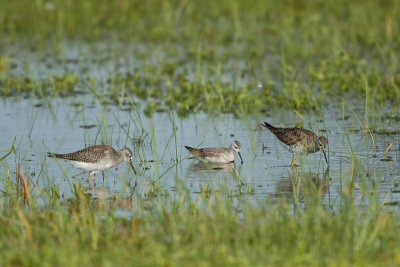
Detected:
[0,1,399,265]
[1,167,400,267]
[0,0,399,115]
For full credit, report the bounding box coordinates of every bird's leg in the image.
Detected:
[291,153,298,168]
[86,174,91,185]
[93,173,97,187]
[87,172,96,186]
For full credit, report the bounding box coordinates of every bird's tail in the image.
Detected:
[261,122,278,133]
[47,152,62,159]
[184,146,202,157]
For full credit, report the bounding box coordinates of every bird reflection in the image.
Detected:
[185,161,243,185]
[84,184,116,199]
[273,167,330,199]
[187,161,239,173]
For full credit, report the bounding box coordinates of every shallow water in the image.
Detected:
[0,97,398,207]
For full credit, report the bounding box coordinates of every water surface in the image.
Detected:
[0,97,398,207]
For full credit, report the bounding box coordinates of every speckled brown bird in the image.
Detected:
[47,145,136,179]
[261,122,328,167]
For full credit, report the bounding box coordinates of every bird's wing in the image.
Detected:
[275,128,315,146]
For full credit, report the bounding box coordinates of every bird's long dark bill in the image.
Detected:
[129,161,137,175]
[238,152,244,164]
[322,149,328,164]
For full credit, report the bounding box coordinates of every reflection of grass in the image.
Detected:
[0,0,399,115]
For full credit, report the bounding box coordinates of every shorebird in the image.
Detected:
[261,122,328,167]
[47,145,136,181]
[184,140,243,164]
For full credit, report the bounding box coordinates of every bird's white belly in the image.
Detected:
[290,142,319,154]
[69,159,115,173]
[204,153,234,163]
[290,144,307,154]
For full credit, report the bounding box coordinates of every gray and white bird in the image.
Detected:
[184,140,243,164]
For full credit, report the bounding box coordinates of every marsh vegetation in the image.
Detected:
[0,0,399,266]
